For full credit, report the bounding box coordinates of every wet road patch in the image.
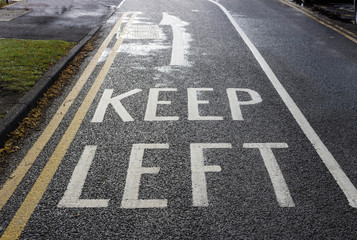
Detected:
[0,8,31,22]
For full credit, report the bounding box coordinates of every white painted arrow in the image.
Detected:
[160,13,187,66]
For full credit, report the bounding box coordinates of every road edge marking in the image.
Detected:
[208,0,357,208]
[0,13,129,212]
[280,0,357,44]
[0,12,137,240]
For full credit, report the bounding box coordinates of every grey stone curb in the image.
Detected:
[0,6,116,147]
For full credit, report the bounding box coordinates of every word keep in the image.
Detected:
[91,88,262,122]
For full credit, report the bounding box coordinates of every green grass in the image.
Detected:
[0,39,76,92]
[0,0,9,8]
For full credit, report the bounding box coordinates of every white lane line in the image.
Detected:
[208,0,357,207]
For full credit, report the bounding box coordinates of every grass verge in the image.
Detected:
[0,39,95,172]
[0,0,8,8]
[0,39,76,92]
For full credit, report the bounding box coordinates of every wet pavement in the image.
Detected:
[0,0,357,238]
[0,0,119,41]
[1,0,357,238]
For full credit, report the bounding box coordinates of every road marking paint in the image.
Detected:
[160,13,187,66]
[57,145,109,208]
[227,88,262,121]
[244,143,295,208]
[121,144,169,209]
[209,0,357,208]
[0,12,129,213]
[188,88,224,121]
[125,25,161,39]
[117,0,126,9]
[144,88,179,121]
[190,143,232,207]
[280,0,357,44]
[91,89,143,123]
[0,12,138,240]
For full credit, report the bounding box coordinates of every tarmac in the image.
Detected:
[0,0,118,146]
[0,0,356,146]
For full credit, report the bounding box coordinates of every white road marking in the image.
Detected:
[190,143,232,207]
[227,88,262,120]
[125,25,161,39]
[117,0,126,9]
[58,146,109,208]
[209,0,357,207]
[92,88,263,122]
[188,88,224,121]
[121,144,169,209]
[160,13,187,66]
[144,88,179,121]
[91,89,142,123]
[0,11,130,212]
[244,143,295,207]
[98,48,112,63]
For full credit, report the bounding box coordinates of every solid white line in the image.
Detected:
[208,0,357,207]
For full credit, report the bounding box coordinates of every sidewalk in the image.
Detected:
[0,0,116,146]
[0,0,110,41]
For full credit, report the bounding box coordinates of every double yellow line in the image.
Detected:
[280,0,357,44]
[0,12,137,240]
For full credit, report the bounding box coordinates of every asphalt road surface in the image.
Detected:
[0,0,120,41]
[1,0,357,239]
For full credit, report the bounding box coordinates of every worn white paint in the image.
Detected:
[188,88,224,121]
[58,146,109,208]
[121,144,169,208]
[144,88,179,121]
[118,42,169,56]
[244,143,295,207]
[191,143,232,207]
[132,17,155,25]
[227,88,262,120]
[125,25,161,39]
[91,89,142,123]
[160,13,188,66]
[210,0,357,207]
[98,48,112,63]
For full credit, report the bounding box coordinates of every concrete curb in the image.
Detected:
[0,6,116,147]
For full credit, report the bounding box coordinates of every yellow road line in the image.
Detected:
[0,13,129,212]
[0,12,138,240]
[291,2,357,38]
[280,0,357,44]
